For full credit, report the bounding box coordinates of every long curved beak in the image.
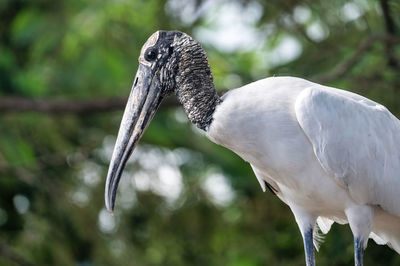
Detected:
[105,64,163,213]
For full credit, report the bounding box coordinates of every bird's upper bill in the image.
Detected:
[104,30,186,212]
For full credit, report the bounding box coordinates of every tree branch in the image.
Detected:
[0,35,398,114]
[381,0,397,35]
[380,0,399,68]
[0,97,127,114]
[0,240,35,266]
[0,96,180,114]
[316,34,400,83]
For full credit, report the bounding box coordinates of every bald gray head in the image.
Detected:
[105,30,220,212]
[139,30,220,129]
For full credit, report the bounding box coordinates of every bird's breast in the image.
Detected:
[206,77,356,214]
[207,78,310,186]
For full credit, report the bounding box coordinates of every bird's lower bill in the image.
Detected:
[105,64,162,213]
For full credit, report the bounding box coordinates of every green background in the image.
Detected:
[0,0,399,265]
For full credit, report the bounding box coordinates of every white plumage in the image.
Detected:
[105,31,400,266]
[207,76,400,256]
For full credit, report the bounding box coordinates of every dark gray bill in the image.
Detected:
[105,64,163,213]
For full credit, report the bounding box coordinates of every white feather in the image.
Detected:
[295,86,400,217]
[207,76,400,253]
[316,217,334,234]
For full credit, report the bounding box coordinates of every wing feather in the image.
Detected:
[295,87,400,217]
[250,164,280,195]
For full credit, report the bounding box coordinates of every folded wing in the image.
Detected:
[295,86,400,218]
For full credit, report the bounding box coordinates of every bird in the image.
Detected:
[105,30,400,266]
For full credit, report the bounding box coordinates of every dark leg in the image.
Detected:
[345,205,372,266]
[303,228,315,266]
[354,237,364,266]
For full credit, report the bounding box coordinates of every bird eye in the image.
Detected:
[144,48,158,61]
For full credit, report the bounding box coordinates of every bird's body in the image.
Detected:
[209,77,351,211]
[105,30,400,265]
[207,76,400,254]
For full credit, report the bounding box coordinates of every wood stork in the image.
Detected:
[105,30,400,266]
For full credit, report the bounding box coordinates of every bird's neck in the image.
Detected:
[174,39,221,131]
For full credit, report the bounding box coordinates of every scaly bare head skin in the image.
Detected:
[105,30,220,212]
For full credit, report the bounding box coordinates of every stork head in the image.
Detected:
[105,30,219,212]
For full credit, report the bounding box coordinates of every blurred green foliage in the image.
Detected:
[0,0,399,265]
